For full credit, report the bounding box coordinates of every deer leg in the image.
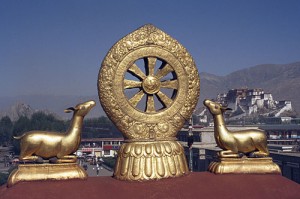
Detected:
[19,155,39,162]
[19,147,39,162]
[250,151,269,158]
[218,150,240,158]
[56,155,77,163]
[251,144,269,157]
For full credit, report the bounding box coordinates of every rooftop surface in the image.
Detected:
[1,172,299,199]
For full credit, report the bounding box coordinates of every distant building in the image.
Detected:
[195,107,208,124]
[260,124,300,145]
[215,88,293,122]
[178,124,300,147]
[77,138,124,157]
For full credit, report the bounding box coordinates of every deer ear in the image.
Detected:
[64,107,75,113]
[221,107,232,112]
[226,108,232,111]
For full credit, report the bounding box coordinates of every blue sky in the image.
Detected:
[1,0,300,97]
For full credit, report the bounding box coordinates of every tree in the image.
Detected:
[30,112,66,132]
[0,116,13,146]
[12,116,31,154]
[12,116,31,136]
[82,116,121,138]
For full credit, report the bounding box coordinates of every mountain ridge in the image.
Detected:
[200,62,300,115]
[0,95,103,120]
[1,61,300,119]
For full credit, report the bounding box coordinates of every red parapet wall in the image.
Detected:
[1,172,299,199]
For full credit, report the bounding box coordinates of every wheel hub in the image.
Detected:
[142,76,161,94]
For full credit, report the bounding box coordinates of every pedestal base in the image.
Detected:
[208,157,281,174]
[7,163,87,187]
[114,140,189,181]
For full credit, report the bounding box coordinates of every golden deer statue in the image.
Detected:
[14,100,96,163]
[204,99,269,158]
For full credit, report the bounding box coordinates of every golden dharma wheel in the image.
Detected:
[98,24,200,140]
[98,24,200,180]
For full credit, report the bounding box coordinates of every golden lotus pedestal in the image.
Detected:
[7,163,87,187]
[208,157,281,174]
[114,140,189,181]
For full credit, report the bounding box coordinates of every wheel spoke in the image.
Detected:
[146,95,155,113]
[124,79,142,89]
[156,91,173,108]
[146,57,157,76]
[126,58,177,112]
[161,80,178,90]
[155,64,174,79]
[129,90,144,107]
[128,63,147,80]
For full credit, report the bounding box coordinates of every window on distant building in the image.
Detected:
[104,150,110,155]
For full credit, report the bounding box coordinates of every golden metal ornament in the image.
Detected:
[98,24,200,180]
[208,157,281,174]
[7,100,96,187]
[7,163,87,188]
[204,99,281,174]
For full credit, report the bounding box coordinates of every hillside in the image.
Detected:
[1,62,300,119]
[200,62,300,114]
[0,95,103,120]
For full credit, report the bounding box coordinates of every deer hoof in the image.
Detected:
[35,157,44,164]
[49,157,58,163]
[238,153,244,158]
